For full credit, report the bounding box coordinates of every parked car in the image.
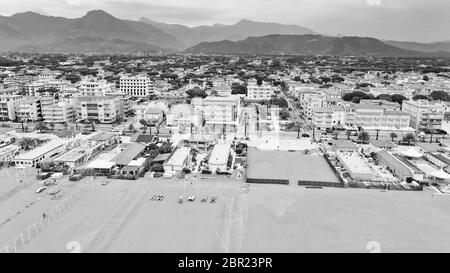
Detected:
[36,186,47,193]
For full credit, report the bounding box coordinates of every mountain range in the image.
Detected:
[0,9,448,56]
[139,17,316,48]
[184,35,446,57]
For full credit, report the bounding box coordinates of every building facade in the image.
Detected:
[120,74,153,98]
[402,100,444,131]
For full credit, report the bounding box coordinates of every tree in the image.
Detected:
[231,84,247,95]
[342,91,374,103]
[343,130,352,140]
[402,133,416,145]
[139,119,147,126]
[128,123,136,133]
[63,122,69,131]
[332,130,340,140]
[391,94,408,105]
[18,138,36,150]
[186,87,207,98]
[270,97,289,108]
[279,109,291,120]
[390,132,398,142]
[34,121,47,133]
[91,121,96,132]
[357,131,370,144]
[49,122,55,131]
[430,91,450,101]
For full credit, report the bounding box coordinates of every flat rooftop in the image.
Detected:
[337,152,372,174]
[165,147,190,167]
[54,147,89,162]
[15,140,67,161]
[209,144,230,166]
[247,148,341,185]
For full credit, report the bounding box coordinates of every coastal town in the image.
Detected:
[1,52,450,253]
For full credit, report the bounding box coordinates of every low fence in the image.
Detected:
[0,181,95,253]
[246,178,289,185]
[323,153,346,185]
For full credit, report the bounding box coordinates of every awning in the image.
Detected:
[400,148,423,158]
[431,169,450,180]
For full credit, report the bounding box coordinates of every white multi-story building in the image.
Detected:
[312,107,334,131]
[192,96,240,132]
[77,96,122,124]
[402,100,444,131]
[350,104,411,129]
[246,79,276,100]
[0,95,24,121]
[14,98,42,122]
[78,78,113,97]
[42,101,76,124]
[120,74,153,98]
[214,83,232,97]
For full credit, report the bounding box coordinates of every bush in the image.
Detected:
[153,172,164,178]
[182,168,191,174]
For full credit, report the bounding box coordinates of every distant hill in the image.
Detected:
[384,40,450,54]
[139,17,316,49]
[185,34,442,56]
[1,9,449,56]
[0,10,182,53]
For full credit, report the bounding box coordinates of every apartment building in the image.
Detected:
[120,74,153,98]
[311,107,334,131]
[0,95,24,121]
[192,96,240,131]
[14,98,42,122]
[301,91,327,120]
[402,100,444,131]
[42,101,76,124]
[214,83,232,97]
[351,104,411,129]
[246,79,276,100]
[78,78,113,96]
[77,96,122,124]
[312,102,411,133]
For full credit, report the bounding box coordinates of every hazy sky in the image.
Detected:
[0,0,449,42]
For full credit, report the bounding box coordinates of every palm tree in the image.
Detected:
[346,130,352,140]
[18,138,36,150]
[295,120,304,139]
[390,132,398,142]
[141,124,148,134]
[402,133,416,146]
[34,121,47,133]
[358,131,370,144]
